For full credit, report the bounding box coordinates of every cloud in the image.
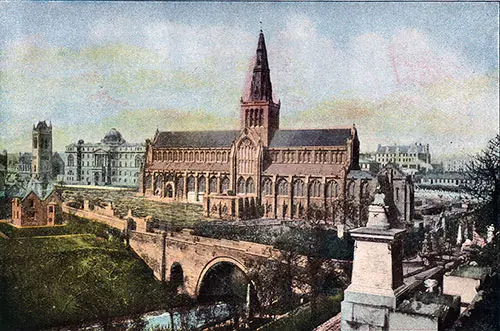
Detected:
[347,33,396,100]
[388,28,472,86]
[269,14,344,109]
[285,73,498,158]
[0,16,497,159]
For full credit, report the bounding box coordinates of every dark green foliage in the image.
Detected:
[0,214,121,240]
[193,223,354,261]
[464,135,500,233]
[447,234,500,331]
[449,274,500,331]
[0,216,184,330]
[402,226,426,259]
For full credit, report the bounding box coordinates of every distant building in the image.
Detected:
[32,121,53,181]
[374,143,432,175]
[418,172,469,190]
[5,153,19,184]
[51,152,65,181]
[11,180,61,227]
[15,121,64,183]
[442,158,471,173]
[18,152,32,179]
[359,154,380,174]
[64,128,145,187]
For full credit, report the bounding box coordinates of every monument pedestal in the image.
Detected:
[341,197,406,331]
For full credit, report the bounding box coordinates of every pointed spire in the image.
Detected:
[247,30,273,102]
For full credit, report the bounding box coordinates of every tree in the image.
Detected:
[464,135,500,232]
[247,232,303,316]
[325,197,361,228]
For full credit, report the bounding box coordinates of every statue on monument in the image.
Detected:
[372,186,386,206]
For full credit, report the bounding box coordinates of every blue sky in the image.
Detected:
[1,2,498,158]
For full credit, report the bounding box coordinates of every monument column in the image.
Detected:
[341,191,406,331]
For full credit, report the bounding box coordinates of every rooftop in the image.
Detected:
[377,143,429,154]
[154,128,354,149]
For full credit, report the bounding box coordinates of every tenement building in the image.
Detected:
[64,129,145,187]
[141,31,413,223]
[375,143,432,175]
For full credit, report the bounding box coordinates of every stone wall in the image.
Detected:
[388,311,438,331]
[61,201,127,231]
[129,231,166,280]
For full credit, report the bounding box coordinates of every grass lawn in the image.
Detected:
[61,187,212,227]
[0,216,191,330]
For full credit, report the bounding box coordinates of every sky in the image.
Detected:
[0,1,498,160]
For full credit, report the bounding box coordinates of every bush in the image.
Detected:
[0,234,177,330]
[193,224,354,261]
[403,227,425,259]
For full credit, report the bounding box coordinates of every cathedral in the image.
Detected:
[141,31,413,223]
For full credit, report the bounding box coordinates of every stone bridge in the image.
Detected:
[129,229,282,297]
[61,200,351,300]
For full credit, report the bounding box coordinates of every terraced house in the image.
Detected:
[141,31,413,223]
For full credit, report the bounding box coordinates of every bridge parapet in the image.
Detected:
[167,230,280,257]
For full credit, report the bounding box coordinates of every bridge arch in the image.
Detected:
[195,256,248,297]
[170,262,184,289]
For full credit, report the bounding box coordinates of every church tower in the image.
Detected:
[240,30,280,146]
[32,121,53,181]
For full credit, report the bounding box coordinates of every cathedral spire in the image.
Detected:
[248,30,273,102]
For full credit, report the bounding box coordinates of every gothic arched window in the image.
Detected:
[187,175,195,192]
[154,175,162,195]
[209,176,218,193]
[261,178,273,196]
[347,181,356,199]
[361,182,370,200]
[198,176,206,193]
[145,174,152,189]
[176,177,184,198]
[246,177,255,194]
[277,178,289,196]
[165,184,173,198]
[293,179,305,197]
[237,177,245,194]
[221,176,230,193]
[309,179,322,198]
[135,155,142,168]
[326,180,339,198]
[237,138,256,175]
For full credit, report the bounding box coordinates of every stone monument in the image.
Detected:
[341,191,406,331]
[456,223,462,246]
[487,224,495,243]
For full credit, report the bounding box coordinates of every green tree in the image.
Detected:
[464,135,500,233]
